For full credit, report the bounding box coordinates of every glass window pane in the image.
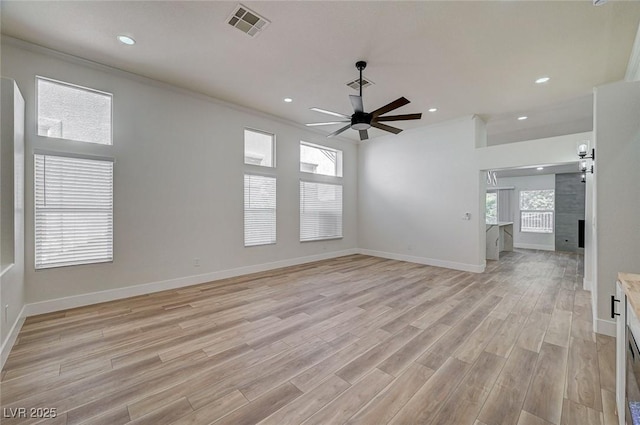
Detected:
[486,192,497,224]
[244,129,274,167]
[519,190,554,210]
[37,77,112,145]
[300,142,342,177]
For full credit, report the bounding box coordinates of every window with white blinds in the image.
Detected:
[35,154,114,269]
[244,174,276,246]
[300,181,342,241]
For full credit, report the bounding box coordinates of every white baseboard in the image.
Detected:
[514,243,555,251]
[1,304,26,371]
[23,249,359,317]
[595,318,616,337]
[358,249,486,273]
[583,278,592,291]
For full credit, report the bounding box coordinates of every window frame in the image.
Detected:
[244,127,276,168]
[519,189,555,234]
[36,75,114,146]
[34,151,115,270]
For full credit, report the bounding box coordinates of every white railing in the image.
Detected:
[521,211,554,233]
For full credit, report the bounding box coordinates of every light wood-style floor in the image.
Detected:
[1,250,616,425]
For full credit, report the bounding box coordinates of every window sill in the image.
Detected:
[300,236,344,243]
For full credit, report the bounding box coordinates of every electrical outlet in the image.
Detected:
[194,258,200,267]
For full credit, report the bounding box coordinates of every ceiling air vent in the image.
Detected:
[228,4,270,37]
[346,77,374,91]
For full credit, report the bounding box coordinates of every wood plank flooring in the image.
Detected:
[0,250,616,425]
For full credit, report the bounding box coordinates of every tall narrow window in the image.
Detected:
[520,189,555,233]
[244,129,275,167]
[37,77,112,145]
[35,154,114,269]
[300,142,342,177]
[486,192,498,224]
[300,181,342,241]
[244,174,276,246]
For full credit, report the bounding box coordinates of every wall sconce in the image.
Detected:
[578,142,594,183]
[578,143,595,160]
[579,160,594,174]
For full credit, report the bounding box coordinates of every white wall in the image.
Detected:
[358,116,485,272]
[497,174,556,251]
[0,40,358,308]
[0,78,25,367]
[593,80,640,336]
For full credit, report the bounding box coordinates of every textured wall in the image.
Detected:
[555,173,585,252]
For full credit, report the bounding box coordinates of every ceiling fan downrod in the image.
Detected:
[355,60,366,98]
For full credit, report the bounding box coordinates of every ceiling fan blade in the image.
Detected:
[375,113,422,122]
[306,121,350,127]
[371,121,403,135]
[327,124,352,138]
[370,97,410,118]
[310,107,350,119]
[359,130,369,141]
[350,95,364,113]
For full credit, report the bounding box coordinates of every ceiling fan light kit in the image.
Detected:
[306,61,423,141]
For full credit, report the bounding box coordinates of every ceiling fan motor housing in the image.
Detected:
[351,112,372,130]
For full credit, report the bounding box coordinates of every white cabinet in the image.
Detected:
[616,280,626,425]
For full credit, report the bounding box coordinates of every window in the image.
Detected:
[486,192,497,224]
[35,154,114,269]
[520,189,554,233]
[300,181,342,241]
[244,174,276,246]
[300,142,342,177]
[37,77,112,145]
[244,129,274,167]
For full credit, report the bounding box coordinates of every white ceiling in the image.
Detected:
[2,1,639,142]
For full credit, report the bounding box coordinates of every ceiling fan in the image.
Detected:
[306,61,422,141]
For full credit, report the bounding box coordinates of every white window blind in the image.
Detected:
[37,77,113,145]
[300,181,342,241]
[35,154,114,269]
[244,174,276,246]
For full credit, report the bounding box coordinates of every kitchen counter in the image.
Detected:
[486,222,513,260]
[619,272,640,319]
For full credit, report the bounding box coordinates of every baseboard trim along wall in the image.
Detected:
[358,249,486,273]
[1,305,26,370]
[595,318,616,337]
[514,243,555,251]
[23,249,359,317]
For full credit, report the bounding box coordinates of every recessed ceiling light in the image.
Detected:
[537,167,544,170]
[428,108,438,112]
[117,35,135,45]
[283,98,293,103]
[518,116,528,120]
[535,76,550,84]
